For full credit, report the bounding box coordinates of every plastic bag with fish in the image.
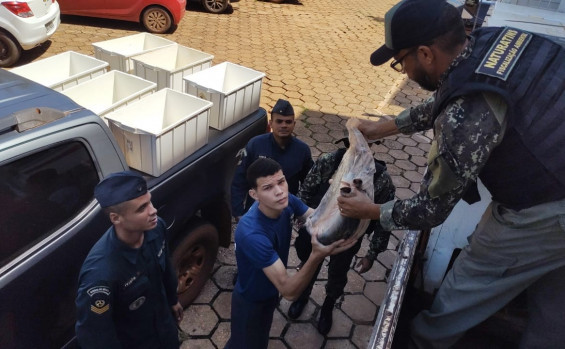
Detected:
[305,118,375,245]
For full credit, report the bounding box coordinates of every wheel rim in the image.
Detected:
[204,0,225,12]
[146,10,169,32]
[177,243,207,295]
[0,40,8,61]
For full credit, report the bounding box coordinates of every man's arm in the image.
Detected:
[341,93,506,231]
[76,279,121,349]
[263,233,356,301]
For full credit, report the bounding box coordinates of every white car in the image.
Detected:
[0,0,60,67]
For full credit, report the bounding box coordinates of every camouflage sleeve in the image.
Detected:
[297,152,337,207]
[395,96,436,134]
[382,93,506,230]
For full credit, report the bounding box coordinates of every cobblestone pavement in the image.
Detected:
[15,0,435,347]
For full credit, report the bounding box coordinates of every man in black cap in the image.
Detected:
[76,171,183,348]
[337,0,565,347]
[231,98,313,221]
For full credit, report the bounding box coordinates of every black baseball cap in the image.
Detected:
[370,0,456,66]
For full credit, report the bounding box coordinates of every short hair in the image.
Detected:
[246,158,282,189]
[429,4,466,54]
[102,201,128,218]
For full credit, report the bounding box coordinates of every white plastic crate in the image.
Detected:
[183,62,265,130]
[10,51,108,91]
[61,71,157,120]
[105,89,212,176]
[132,44,214,91]
[92,33,176,73]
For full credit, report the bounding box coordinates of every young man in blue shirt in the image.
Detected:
[230,99,313,221]
[226,158,355,349]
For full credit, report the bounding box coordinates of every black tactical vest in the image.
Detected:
[433,27,565,210]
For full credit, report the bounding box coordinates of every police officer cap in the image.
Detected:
[94,171,147,208]
[272,99,294,116]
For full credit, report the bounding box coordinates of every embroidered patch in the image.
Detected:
[87,286,110,297]
[129,296,146,311]
[87,285,111,315]
[90,299,110,314]
[476,27,532,81]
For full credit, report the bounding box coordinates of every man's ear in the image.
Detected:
[109,212,121,225]
[249,188,258,201]
[417,45,435,66]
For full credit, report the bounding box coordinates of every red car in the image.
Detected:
[58,0,187,34]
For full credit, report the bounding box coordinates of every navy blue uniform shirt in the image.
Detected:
[230,133,313,217]
[75,218,179,349]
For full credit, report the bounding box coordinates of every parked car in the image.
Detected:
[0,0,60,67]
[58,0,187,34]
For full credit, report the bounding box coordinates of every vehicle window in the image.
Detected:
[0,142,99,267]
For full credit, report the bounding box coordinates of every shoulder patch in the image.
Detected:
[91,300,110,315]
[87,285,111,315]
[476,27,532,81]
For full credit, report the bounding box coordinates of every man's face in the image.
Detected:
[395,48,438,92]
[249,170,289,216]
[270,113,295,139]
[114,192,158,233]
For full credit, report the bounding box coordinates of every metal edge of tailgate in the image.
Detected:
[368,229,421,349]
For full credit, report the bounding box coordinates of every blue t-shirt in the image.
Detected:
[234,194,308,301]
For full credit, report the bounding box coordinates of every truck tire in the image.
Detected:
[141,6,172,34]
[172,222,219,307]
[0,32,21,67]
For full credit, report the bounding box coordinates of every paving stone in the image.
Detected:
[396,187,417,200]
[343,270,365,294]
[180,338,215,349]
[377,250,398,270]
[279,297,316,321]
[341,295,377,323]
[193,279,219,304]
[364,281,388,306]
[210,289,232,319]
[324,308,353,338]
[211,322,230,348]
[216,246,236,265]
[392,175,411,189]
[270,307,287,337]
[180,304,218,336]
[268,339,289,349]
[213,265,237,290]
[284,323,325,348]
[352,324,374,349]
[395,159,418,171]
[324,339,357,349]
[311,281,328,306]
[361,260,387,282]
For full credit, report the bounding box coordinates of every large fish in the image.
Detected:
[305,118,375,245]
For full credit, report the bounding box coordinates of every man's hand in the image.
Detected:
[171,301,183,323]
[355,257,374,274]
[310,232,358,259]
[356,118,399,141]
[337,187,378,220]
